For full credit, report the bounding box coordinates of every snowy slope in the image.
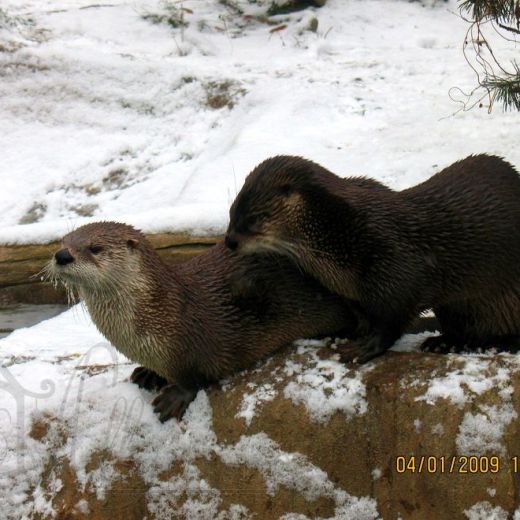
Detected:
[1,0,518,244]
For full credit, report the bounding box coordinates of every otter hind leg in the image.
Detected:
[334,335,387,364]
[421,333,520,354]
[423,294,520,354]
[130,366,168,391]
[333,312,413,364]
[420,335,466,354]
[487,335,520,353]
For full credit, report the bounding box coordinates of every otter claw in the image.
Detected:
[338,348,367,364]
[335,343,376,364]
[152,384,198,422]
[130,366,168,391]
[420,336,465,354]
[332,332,389,364]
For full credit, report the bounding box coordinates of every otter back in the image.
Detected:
[226,154,520,363]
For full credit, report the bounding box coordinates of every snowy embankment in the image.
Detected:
[1,0,519,244]
[0,307,374,518]
[2,307,520,518]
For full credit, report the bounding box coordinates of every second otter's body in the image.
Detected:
[49,222,356,420]
[226,154,520,362]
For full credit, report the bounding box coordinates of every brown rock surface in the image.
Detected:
[22,347,520,519]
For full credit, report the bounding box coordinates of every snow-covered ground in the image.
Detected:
[1,0,518,244]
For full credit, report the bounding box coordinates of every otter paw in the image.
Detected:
[152,385,198,422]
[333,336,385,364]
[130,366,168,391]
[420,336,465,354]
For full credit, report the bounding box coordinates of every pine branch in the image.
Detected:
[482,68,520,111]
[497,21,520,34]
[457,0,520,111]
[460,0,518,24]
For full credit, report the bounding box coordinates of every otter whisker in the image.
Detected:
[269,239,303,264]
[32,264,50,282]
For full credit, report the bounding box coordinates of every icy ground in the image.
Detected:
[1,0,519,244]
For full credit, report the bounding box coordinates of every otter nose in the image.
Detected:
[55,248,75,265]
[225,234,238,251]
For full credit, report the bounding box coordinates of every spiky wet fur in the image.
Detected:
[228,154,520,355]
[46,221,356,387]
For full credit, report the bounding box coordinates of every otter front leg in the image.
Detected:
[334,321,405,364]
[130,366,168,391]
[152,384,200,422]
[334,333,389,364]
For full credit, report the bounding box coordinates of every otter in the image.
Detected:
[46,221,358,421]
[226,154,520,363]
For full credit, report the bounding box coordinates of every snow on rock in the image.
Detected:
[283,341,369,422]
[3,307,520,517]
[1,0,519,244]
[415,356,514,407]
[219,432,337,501]
[464,502,509,520]
[0,305,379,519]
[456,402,518,456]
[414,354,520,457]
[236,383,276,426]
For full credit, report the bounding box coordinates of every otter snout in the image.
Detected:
[55,248,75,265]
[225,233,239,251]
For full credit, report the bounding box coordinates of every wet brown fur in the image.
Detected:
[227,154,520,361]
[47,221,357,417]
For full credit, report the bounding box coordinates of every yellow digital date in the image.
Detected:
[395,456,501,474]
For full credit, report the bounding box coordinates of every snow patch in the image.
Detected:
[415,357,511,407]
[371,468,382,481]
[456,403,517,456]
[283,342,369,423]
[464,501,508,520]
[236,383,276,426]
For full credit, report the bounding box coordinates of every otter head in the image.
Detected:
[46,221,143,299]
[226,155,325,261]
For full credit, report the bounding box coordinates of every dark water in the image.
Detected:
[0,304,68,339]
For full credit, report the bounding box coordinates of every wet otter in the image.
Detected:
[46,221,358,421]
[226,154,520,363]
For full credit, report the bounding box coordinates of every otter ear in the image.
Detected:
[127,238,139,249]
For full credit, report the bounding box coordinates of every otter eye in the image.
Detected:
[89,245,103,255]
[245,216,257,228]
[245,212,269,230]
